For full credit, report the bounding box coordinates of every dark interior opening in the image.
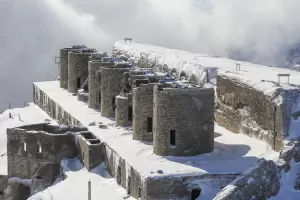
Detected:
[112,97,116,111]
[117,166,121,185]
[128,106,133,121]
[236,102,249,109]
[35,176,43,180]
[99,91,101,103]
[191,188,201,200]
[147,117,152,132]
[127,178,131,194]
[138,187,142,198]
[77,77,81,89]
[0,191,3,195]
[81,132,95,140]
[170,130,176,146]
[88,139,101,144]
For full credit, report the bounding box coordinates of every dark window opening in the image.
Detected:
[127,178,131,194]
[138,187,142,198]
[147,117,152,132]
[112,97,116,111]
[170,130,176,146]
[236,102,249,109]
[128,106,133,121]
[35,176,43,180]
[117,166,121,185]
[82,152,85,162]
[77,77,81,88]
[191,188,201,200]
[0,191,3,195]
[99,91,101,103]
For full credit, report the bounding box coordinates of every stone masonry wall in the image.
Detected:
[77,132,104,171]
[132,84,157,142]
[115,93,133,127]
[60,48,80,89]
[100,67,129,117]
[153,86,215,156]
[88,61,114,109]
[6,126,77,179]
[215,75,299,151]
[68,51,91,93]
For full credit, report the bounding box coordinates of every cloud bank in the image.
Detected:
[1,0,300,110]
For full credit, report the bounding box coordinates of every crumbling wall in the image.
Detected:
[153,86,215,156]
[145,173,238,200]
[6,125,77,179]
[88,61,114,109]
[115,93,133,127]
[68,51,91,93]
[215,75,298,151]
[77,132,104,170]
[132,84,157,141]
[0,175,8,200]
[100,67,129,117]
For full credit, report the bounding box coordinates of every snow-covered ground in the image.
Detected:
[29,158,134,200]
[114,40,300,97]
[34,81,278,177]
[0,103,54,175]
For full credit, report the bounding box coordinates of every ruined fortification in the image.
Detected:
[5,41,300,200]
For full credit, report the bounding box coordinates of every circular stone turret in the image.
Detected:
[59,48,81,89]
[153,86,215,156]
[100,67,130,117]
[68,51,92,93]
[115,93,133,127]
[88,61,114,109]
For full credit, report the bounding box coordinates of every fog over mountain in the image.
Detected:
[1,0,300,111]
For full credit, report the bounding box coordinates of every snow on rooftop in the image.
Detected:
[34,81,278,178]
[114,40,300,97]
[0,104,55,175]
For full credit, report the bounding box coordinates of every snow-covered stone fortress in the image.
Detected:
[3,40,300,200]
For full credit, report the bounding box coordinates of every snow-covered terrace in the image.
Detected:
[114,41,300,97]
[34,81,277,178]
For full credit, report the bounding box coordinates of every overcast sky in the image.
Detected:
[1,0,300,111]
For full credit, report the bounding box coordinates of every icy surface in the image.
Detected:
[34,81,278,177]
[114,40,300,97]
[0,103,54,175]
[28,158,134,200]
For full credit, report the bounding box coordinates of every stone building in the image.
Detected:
[100,64,130,117]
[59,46,85,90]
[88,60,114,109]
[153,86,215,156]
[6,123,87,180]
[115,93,133,127]
[68,49,97,94]
[132,83,157,141]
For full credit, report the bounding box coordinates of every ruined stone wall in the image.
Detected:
[33,84,82,126]
[7,125,78,179]
[60,48,80,89]
[0,175,8,200]
[145,173,238,200]
[88,61,114,109]
[100,67,129,117]
[68,51,91,93]
[215,75,299,151]
[115,93,133,127]
[132,84,157,142]
[153,86,215,156]
[77,132,104,170]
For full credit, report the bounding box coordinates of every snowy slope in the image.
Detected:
[29,158,135,200]
[114,41,300,97]
[0,103,54,175]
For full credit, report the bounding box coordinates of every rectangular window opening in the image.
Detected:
[147,117,152,132]
[82,152,85,162]
[138,186,142,198]
[77,77,81,89]
[37,144,42,153]
[128,106,133,121]
[170,130,176,146]
[99,91,101,103]
[112,97,116,111]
